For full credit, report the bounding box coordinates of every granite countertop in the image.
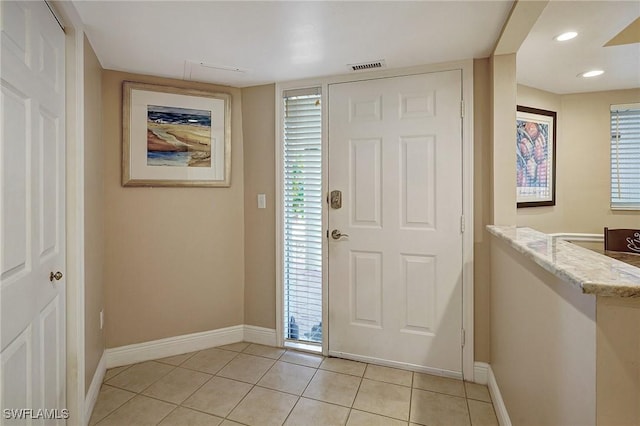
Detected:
[487,225,640,297]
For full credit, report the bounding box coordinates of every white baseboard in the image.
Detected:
[486,364,512,426]
[244,325,277,346]
[84,352,106,426]
[105,325,244,368]
[328,350,462,379]
[105,325,278,369]
[473,361,489,385]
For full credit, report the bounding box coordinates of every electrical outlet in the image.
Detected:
[100,310,104,330]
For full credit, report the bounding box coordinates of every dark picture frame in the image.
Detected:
[516,105,557,208]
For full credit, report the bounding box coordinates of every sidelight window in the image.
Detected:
[281,87,323,345]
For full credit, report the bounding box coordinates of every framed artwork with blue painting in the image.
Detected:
[122,81,231,187]
[516,106,556,207]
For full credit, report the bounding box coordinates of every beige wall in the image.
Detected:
[473,58,492,363]
[516,86,640,233]
[83,36,105,392]
[241,84,277,329]
[491,54,518,226]
[102,71,245,348]
[101,68,493,355]
[490,237,597,425]
[597,296,640,426]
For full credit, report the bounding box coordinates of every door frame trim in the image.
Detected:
[51,1,87,423]
[276,59,475,380]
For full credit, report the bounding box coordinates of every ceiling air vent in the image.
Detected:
[183,60,248,83]
[349,59,386,72]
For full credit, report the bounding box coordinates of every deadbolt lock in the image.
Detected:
[330,190,342,209]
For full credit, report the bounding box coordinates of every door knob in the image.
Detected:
[331,229,349,240]
[50,271,63,282]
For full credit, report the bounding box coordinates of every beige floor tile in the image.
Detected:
[182,376,252,417]
[181,348,238,374]
[353,379,411,421]
[285,397,350,426]
[218,342,250,352]
[243,343,286,359]
[220,421,245,426]
[228,386,298,426]
[141,367,211,404]
[217,353,275,384]
[158,407,223,426]
[258,361,316,395]
[104,361,174,393]
[465,382,492,402]
[320,358,367,376]
[468,399,498,426]
[413,372,465,397]
[95,395,175,426]
[364,365,413,387]
[410,389,470,426]
[103,365,130,382]
[88,385,136,425]
[303,370,362,407]
[156,352,197,366]
[347,410,408,426]
[280,350,324,368]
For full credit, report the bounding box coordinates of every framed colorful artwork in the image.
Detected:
[516,105,556,207]
[122,81,231,187]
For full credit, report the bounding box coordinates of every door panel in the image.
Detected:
[328,71,463,374]
[40,297,61,413]
[402,254,436,333]
[350,251,382,327]
[350,138,381,227]
[1,84,29,280]
[1,327,31,415]
[1,0,66,420]
[401,136,435,229]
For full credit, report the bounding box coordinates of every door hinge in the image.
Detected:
[460,100,465,118]
[461,329,466,347]
[460,215,465,233]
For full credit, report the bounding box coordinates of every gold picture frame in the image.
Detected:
[122,81,231,187]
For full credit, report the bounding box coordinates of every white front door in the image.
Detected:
[328,71,463,375]
[1,1,67,423]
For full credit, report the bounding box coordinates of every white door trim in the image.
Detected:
[51,1,87,423]
[460,60,475,382]
[276,59,475,380]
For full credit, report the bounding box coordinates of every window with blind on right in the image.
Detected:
[282,87,323,346]
[610,103,640,210]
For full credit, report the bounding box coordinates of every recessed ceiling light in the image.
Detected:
[555,31,578,42]
[580,70,605,78]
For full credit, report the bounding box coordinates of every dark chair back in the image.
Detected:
[604,228,640,253]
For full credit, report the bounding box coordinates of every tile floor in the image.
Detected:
[90,342,498,426]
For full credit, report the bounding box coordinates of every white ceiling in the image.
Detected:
[517,1,640,94]
[74,1,513,88]
[75,1,640,93]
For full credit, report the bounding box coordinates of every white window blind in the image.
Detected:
[611,103,640,209]
[282,87,323,344]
